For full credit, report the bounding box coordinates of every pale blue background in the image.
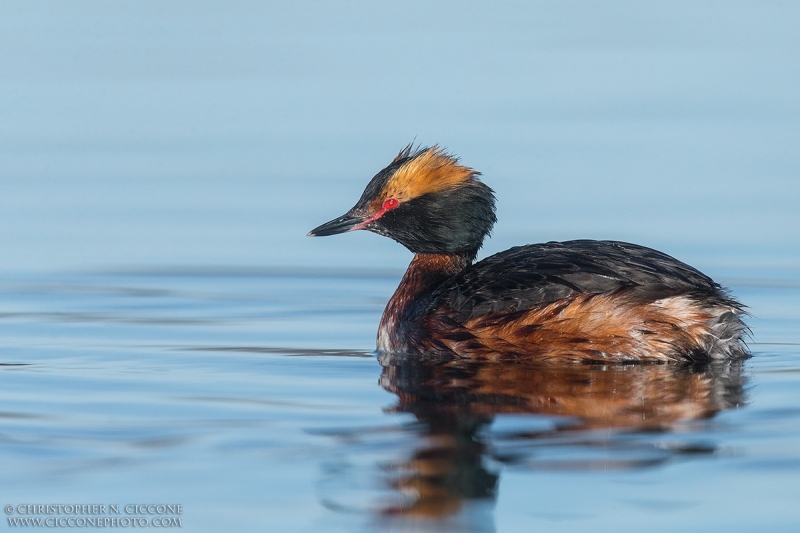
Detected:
[1,0,797,275]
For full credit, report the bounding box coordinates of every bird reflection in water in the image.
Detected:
[316,356,746,531]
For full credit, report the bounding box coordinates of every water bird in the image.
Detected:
[309,145,748,363]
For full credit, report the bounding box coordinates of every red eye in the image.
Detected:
[382,198,399,210]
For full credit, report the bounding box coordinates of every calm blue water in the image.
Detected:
[0,271,799,532]
[1,2,799,532]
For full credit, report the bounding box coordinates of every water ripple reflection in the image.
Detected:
[318,357,747,530]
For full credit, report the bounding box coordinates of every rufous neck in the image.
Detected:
[378,252,473,352]
[403,252,472,289]
[385,252,472,320]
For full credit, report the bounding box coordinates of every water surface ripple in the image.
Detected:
[0,270,799,532]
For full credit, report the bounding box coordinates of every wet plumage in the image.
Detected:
[309,145,748,363]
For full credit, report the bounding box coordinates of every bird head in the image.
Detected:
[308,145,497,258]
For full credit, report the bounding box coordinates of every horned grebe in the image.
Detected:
[309,145,748,363]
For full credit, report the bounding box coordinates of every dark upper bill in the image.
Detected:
[307,211,366,237]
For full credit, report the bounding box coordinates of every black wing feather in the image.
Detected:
[430,240,724,320]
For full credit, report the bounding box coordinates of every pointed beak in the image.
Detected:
[307,211,366,237]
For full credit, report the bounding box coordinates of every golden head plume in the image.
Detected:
[380,145,479,203]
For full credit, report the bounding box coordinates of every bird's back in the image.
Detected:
[432,240,724,317]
